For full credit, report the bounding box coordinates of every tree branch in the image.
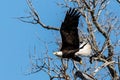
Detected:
[92,61,115,76]
[18,0,60,31]
[75,71,96,80]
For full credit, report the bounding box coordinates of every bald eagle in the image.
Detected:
[53,8,92,64]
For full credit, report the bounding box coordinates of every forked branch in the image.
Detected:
[18,0,60,31]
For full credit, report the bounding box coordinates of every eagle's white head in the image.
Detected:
[53,51,63,57]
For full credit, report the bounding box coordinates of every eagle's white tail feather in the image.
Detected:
[75,42,92,56]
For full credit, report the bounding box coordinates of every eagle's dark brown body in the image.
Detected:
[60,8,81,61]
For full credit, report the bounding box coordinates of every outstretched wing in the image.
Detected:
[60,8,80,51]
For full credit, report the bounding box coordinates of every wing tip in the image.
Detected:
[67,8,81,17]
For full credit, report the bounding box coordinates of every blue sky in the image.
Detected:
[0,0,63,80]
[0,0,120,80]
[0,0,38,80]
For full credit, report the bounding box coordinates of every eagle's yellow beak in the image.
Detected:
[79,60,82,64]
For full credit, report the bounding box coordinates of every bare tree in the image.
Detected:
[19,0,120,80]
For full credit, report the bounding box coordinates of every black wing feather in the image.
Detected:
[60,8,80,51]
